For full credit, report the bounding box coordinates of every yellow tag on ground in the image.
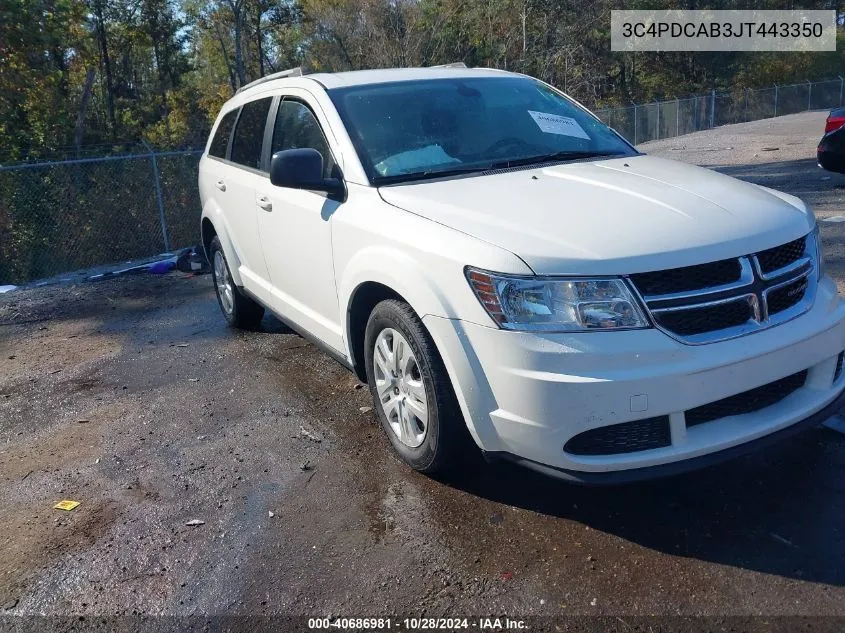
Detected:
[53,500,80,511]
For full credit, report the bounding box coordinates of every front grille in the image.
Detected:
[767,277,809,316]
[630,258,741,296]
[654,299,751,336]
[685,370,807,427]
[630,234,813,343]
[757,237,806,274]
[564,416,671,456]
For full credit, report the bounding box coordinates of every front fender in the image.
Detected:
[337,244,506,451]
[338,245,455,326]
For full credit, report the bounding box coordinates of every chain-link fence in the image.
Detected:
[595,77,845,145]
[0,149,201,284]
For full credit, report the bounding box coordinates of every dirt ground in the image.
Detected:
[2,112,845,630]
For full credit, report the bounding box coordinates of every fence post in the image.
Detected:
[675,98,680,137]
[655,101,660,140]
[774,85,778,117]
[807,79,812,111]
[633,104,638,145]
[141,140,171,252]
[710,89,715,128]
[693,96,698,131]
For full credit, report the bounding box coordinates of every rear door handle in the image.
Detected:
[257,196,272,212]
[215,179,226,192]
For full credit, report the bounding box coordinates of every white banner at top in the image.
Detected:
[611,10,837,52]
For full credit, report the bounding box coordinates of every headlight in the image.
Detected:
[466,267,650,332]
[812,224,825,280]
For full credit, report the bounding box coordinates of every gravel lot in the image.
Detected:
[2,112,845,630]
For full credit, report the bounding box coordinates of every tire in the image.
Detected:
[364,299,466,474]
[209,236,264,329]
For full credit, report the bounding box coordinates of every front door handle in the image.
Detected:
[257,196,272,212]
[215,179,226,192]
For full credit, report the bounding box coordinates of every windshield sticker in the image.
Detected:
[528,111,590,139]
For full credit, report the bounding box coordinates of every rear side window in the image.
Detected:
[208,109,238,158]
[272,100,335,178]
[230,97,272,170]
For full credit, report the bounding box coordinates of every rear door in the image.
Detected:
[254,92,344,352]
[212,96,274,286]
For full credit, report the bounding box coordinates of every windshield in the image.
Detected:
[328,76,634,184]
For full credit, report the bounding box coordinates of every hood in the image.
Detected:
[377,155,814,275]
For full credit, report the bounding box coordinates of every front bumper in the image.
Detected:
[500,387,845,484]
[424,276,845,481]
[818,149,845,174]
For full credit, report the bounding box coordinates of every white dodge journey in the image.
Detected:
[198,66,845,483]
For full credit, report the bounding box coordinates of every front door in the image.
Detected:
[255,94,343,352]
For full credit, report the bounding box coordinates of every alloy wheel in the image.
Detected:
[372,328,429,448]
[213,250,234,316]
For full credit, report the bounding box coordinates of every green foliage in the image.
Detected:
[0,0,86,159]
[1,0,842,160]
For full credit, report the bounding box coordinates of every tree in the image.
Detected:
[1,0,844,160]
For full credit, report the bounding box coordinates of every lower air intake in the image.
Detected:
[685,370,807,428]
[564,416,671,456]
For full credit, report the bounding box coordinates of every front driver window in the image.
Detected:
[272,100,336,179]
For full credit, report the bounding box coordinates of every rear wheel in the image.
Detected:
[364,299,465,474]
[209,236,264,329]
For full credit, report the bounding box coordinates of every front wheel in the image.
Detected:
[364,299,465,474]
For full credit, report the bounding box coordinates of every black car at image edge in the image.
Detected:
[818,107,845,174]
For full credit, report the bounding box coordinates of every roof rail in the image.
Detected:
[236,67,304,94]
[430,62,468,69]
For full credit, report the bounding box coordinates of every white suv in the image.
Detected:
[199,66,845,483]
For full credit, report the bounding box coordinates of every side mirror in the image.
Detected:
[269,148,345,198]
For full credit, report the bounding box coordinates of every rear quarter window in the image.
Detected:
[208,109,238,159]
[230,97,273,170]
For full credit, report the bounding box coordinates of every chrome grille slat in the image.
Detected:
[629,234,817,344]
[755,255,812,281]
[642,258,755,305]
[629,258,742,296]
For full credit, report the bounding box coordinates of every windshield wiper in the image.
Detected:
[374,151,628,185]
[490,150,626,169]
[374,164,493,186]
